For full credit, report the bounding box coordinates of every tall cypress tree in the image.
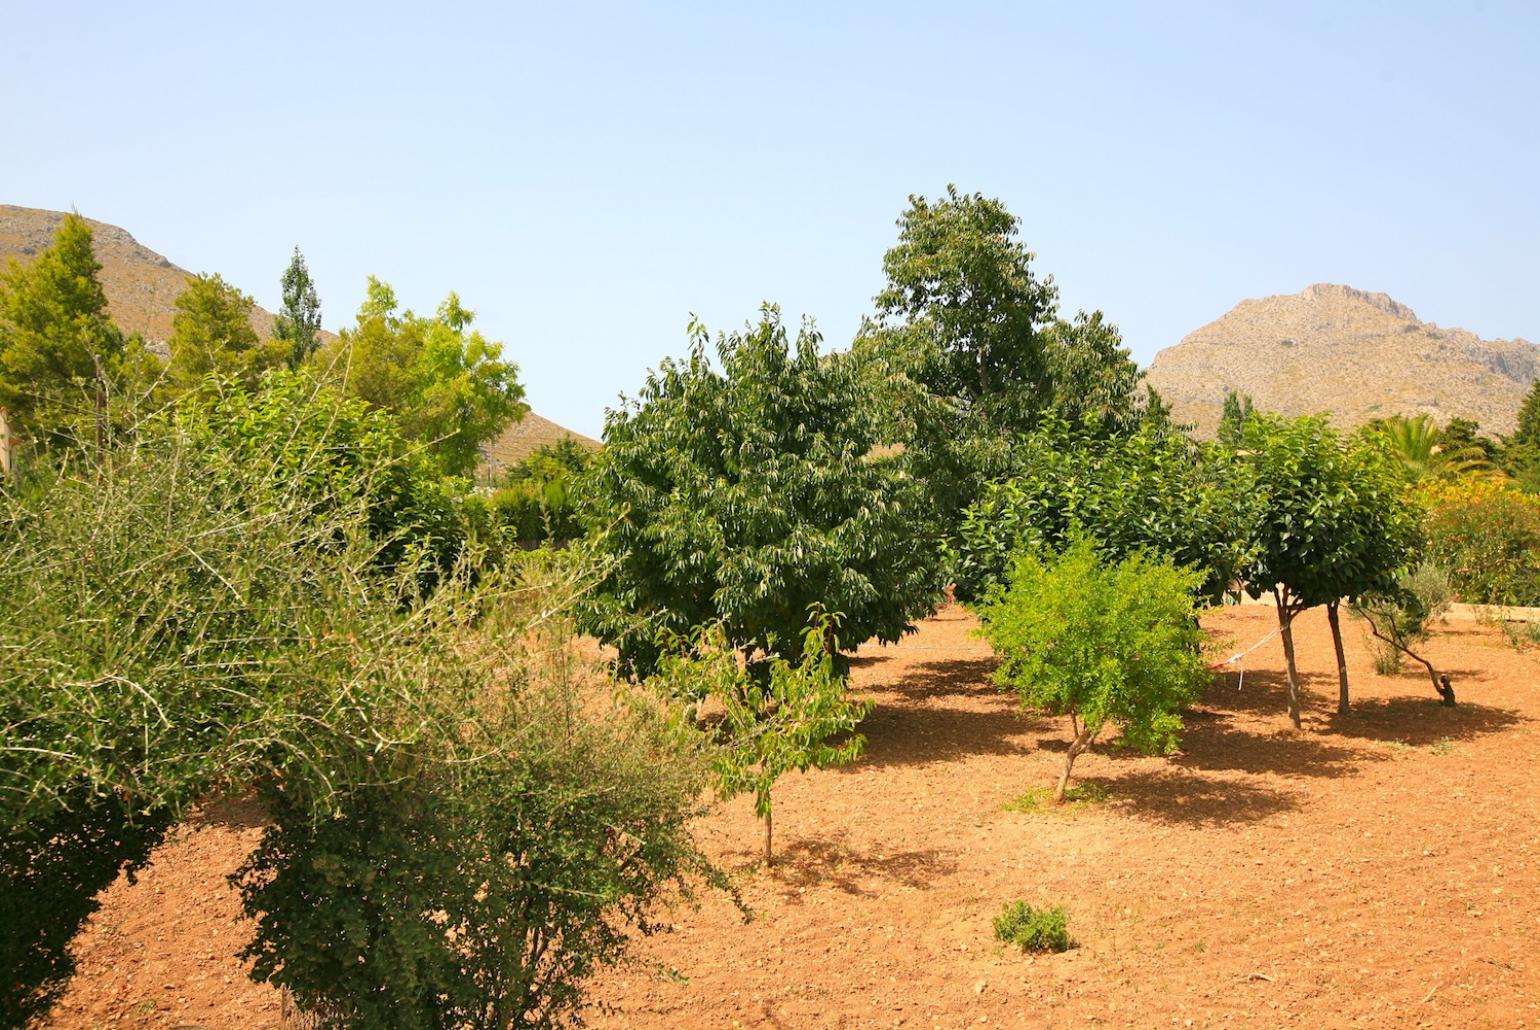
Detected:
[273,246,322,368]
[1514,379,1540,448]
[0,212,123,446]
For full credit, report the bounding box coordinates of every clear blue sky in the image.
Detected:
[4,1,1536,437]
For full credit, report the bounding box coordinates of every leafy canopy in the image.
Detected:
[956,419,1252,604]
[167,272,283,390]
[582,305,942,678]
[978,538,1210,760]
[315,277,527,477]
[273,246,323,367]
[0,212,127,445]
[1240,414,1420,609]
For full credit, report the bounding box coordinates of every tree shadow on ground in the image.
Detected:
[1173,709,1369,779]
[1097,770,1300,827]
[760,832,959,903]
[879,657,1001,702]
[851,700,1034,769]
[1326,696,1526,746]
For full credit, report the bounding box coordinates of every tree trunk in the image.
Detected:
[763,807,773,866]
[1274,589,1304,729]
[1053,726,1095,804]
[1327,600,1350,715]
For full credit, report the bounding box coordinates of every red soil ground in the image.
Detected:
[42,606,1540,1029]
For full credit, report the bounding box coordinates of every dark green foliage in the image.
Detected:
[856,188,1155,545]
[483,440,594,547]
[992,902,1072,953]
[582,305,943,679]
[1239,414,1421,720]
[1218,391,1255,447]
[873,186,1059,415]
[0,212,128,448]
[977,539,1210,801]
[1514,379,1540,449]
[274,246,323,367]
[1,793,169,1026]
[955,420,1251,603]
[1242,415,1420,608]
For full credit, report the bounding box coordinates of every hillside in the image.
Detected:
[0,204,277,344]
[1144,283,1540,437]
[0,204,597,467]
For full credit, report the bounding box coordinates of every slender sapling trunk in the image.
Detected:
[1327,600,1350,715]
[763,807,773,866]
[1274,588,1304,729]
[1054,723,1096,804]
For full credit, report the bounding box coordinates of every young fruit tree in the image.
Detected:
[656,609,869,864]
[977,539,1210,803]
[581,304,942,680]
[1238,415,1420,723]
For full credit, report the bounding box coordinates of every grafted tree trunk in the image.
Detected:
[1274,588,1304,729]
[1327,600,1350,715]
[1053,723,1096,804]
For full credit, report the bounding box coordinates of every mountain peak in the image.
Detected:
[1145,284,1538,437]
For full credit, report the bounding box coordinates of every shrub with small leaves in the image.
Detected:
[993,901,1072,953]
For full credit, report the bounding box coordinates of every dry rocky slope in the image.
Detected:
[1144,283,1540,437]
[0,203,595,467]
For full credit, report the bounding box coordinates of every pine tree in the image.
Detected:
[273,247,322,368]
[1514,379,1540,447]
[0,213,124,445]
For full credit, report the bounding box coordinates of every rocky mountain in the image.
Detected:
[0,204,596,466]
[0,204,276,344]
[1144,283,1540,437]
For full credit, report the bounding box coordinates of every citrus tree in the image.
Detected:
[1238,415,1419,722]
[977,539,1209,803]
[581,305,943,679]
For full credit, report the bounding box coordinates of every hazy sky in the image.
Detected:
[4,1,1536,436]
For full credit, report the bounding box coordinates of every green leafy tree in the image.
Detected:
[956,419,1253,604]
[872,186,1059,414]
[0,212,126,448]
[1515,379,1540,448]
[273,246,322,367]
[316,278,527,477]
[656,610,868,863]
[1240,415,1420,722]
[1218,391,1255,447]
[582,305,943,679]
[856,188,1151,543]
[977,539,1210,803]
[167,272,280,390]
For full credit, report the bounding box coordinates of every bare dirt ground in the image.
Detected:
[43,605,1540,1029]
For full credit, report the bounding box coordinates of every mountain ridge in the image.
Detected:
[0,204,596,466]
[1144,283,1538,437]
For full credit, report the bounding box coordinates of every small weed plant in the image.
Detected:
[993,902,1072,953]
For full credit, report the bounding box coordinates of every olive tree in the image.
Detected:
[977,539,1209,803]
[581,305,943,679]
[1238,415,1419,723]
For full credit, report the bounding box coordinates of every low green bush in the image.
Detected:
[993,901,1072,953]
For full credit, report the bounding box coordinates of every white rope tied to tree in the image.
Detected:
[1209,624,1282,689]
